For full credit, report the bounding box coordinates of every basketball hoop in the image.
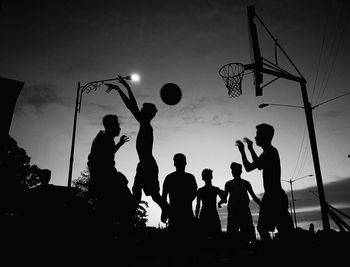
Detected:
[219,62,245,97]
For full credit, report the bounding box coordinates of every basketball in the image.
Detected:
[160,83,182,105]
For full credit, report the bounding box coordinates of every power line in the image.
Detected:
[326,155,348,178]
[310,0,332,102]
[292,1,331,180]
[294,0,350,178]
[314,0,350,108]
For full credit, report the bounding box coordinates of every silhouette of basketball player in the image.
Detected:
[219,162,261,244]
[162,154,197,267]
[236,123,294,242]
[105,78,169,222]
[162,153,198,234]
[87,114,134,241]
[195,168,225,238]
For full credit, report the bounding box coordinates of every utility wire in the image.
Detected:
[295,0,350,177]
[292,1,331,180]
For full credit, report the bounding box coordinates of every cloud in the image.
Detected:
[83,102,116,115]
[16,82,65,113]
[287,177,350,207]
[160,96,234,124]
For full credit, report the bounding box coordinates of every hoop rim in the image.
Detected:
[218,62,245,78]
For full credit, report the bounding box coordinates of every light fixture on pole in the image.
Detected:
[258,103,303,109]
[282,174,314,228]
[67,74,140,188]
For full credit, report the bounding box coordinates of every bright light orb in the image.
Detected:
[131,73,140,82]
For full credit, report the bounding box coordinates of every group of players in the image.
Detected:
[87,77,294,244]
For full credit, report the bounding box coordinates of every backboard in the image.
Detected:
[247,5,263,96]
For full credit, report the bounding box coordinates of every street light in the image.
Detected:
[67,74,140,188]
[258,103,303,109]
[282,174,314,228]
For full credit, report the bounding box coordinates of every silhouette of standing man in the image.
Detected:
[162,153,198,266]
[162,153,198,234]
[236,123,293,242]
[219,162,261,244]
[106,78,169,221]
[195,168,225,238]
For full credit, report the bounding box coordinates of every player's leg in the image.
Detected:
[257,198,272,242]
[151,192,170,223]
[132,163,143,204]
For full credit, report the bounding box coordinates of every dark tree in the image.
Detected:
[72,167,91,198]
[0,135,43,214]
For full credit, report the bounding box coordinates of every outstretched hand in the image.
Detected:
[218,200,225,208]
[105,83,120,93]
[243,137,253,149]
[235,140,245,152]
[117,75,131,89]
[118,135,130,146]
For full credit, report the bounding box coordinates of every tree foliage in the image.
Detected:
[0,135,45,213]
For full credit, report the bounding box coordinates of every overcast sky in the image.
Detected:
[1,0,350,230]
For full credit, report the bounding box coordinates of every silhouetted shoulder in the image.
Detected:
[241,178,252,186]
[224,179,234,188]
[197,186,205,193]
[164,171,177,180]
[213,186,222,193]
[258,146,279,164]
[185,172,196,179]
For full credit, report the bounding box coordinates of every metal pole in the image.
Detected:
[290,180,297,228]
[299,80,330,231]
[68,82,80,188]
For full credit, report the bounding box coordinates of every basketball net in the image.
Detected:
[219,63,245,97]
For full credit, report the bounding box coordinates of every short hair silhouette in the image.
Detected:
[141,103,158,120]
[173,153,186,165]
[102,114,119,129]
[142,103,157,113]
[201,168,213,181]
[230,162,242,173]
[256,123,274,142]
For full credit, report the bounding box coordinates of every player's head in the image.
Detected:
[103,114,121,137]
[255,123,274,147]
[39,169,51,185]
[201,168,213,182]
[230,162,242,178]
[141,103,157,121]
[173,153,186,171]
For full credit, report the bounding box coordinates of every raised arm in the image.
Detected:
[118,77,141,118]
[113,135,130,154]
[105,78,141,121]
[236,140,257,172]
[244,137,260,163]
